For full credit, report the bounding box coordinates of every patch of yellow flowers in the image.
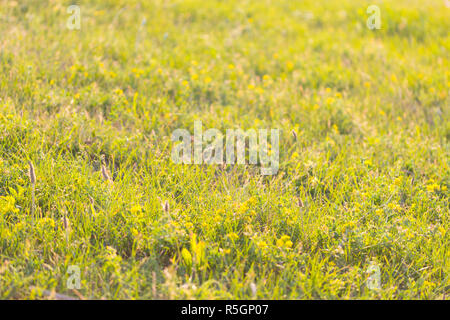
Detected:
[276,235,293,249]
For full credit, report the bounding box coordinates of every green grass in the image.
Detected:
[0,0,448,299]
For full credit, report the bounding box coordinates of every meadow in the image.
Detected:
[0,0,448,299]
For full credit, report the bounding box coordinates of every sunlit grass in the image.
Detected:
[0,0,448,299]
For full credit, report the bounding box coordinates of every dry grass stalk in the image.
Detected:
[28,161,36,217]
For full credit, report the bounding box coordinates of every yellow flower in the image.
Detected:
[247,197,257,206]
[1,229,11,239]
[426,183,440,192]
[238,202,249,214]
[130,205,142,214]
[0,196,19,215]
[227,232,239,241]
[37,217,55,229]
[114,88,124,96]
[284,240,293,248]
[204,76,212,84]
[131,228,139,237]
[276,235,293,249]
[332,124,339,133]
[388,203,401,211]
[94,10,105,17]
[286,61,294,71]
[256,240,268,249]
[132,68,144,78]
[422,280,436,290]
[13,221,25,232]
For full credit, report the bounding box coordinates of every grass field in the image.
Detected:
[0,0,449,299]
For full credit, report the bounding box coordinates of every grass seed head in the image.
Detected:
[101,165,112,182]
[291,129,298,141]
[28,161,36,184]
[163,200,170,214]
[250,283,257,297]
[63,213,70,231]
